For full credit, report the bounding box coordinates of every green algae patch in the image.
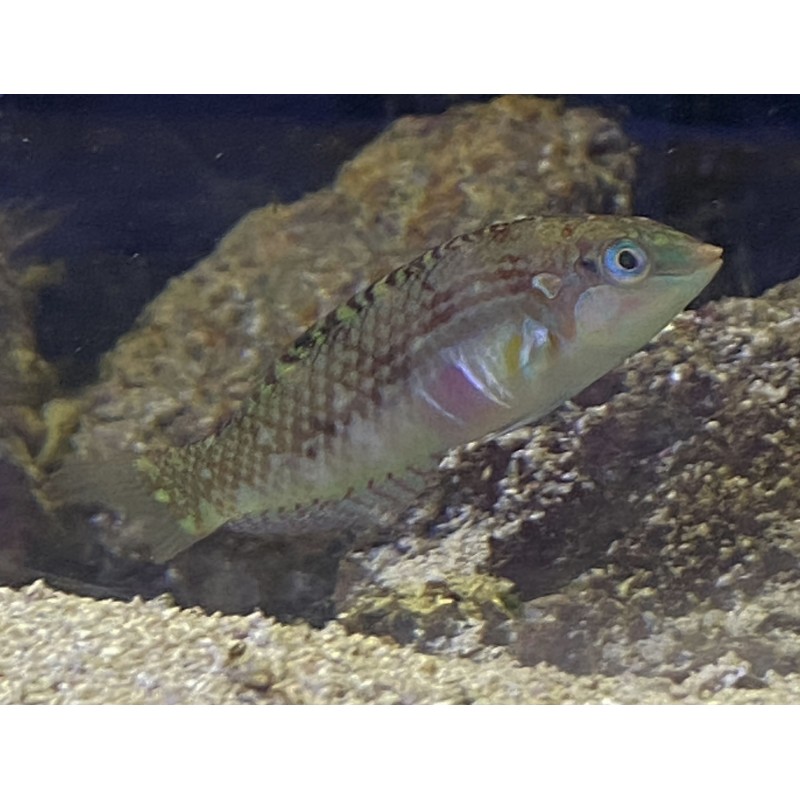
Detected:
[338,574,520,648]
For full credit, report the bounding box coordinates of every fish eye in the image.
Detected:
[602,239,650,284]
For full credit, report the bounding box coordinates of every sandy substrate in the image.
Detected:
[4,580,800,704]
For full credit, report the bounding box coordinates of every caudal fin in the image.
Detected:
[47,456,200,563]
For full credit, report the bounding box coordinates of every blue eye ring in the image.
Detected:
[602,239,650,284]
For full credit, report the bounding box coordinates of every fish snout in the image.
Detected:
[697,243,724,270]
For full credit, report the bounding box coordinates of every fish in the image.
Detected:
[50,215,723,563]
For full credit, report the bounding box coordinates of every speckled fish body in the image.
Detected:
[55,215,722,562]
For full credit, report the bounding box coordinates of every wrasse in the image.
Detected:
[52,215,723,563]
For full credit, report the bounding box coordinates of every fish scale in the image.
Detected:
[52,214,723,563]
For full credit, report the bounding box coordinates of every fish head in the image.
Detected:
[563,215,723,359]
[412,215,723,440]
[490,215,724,425]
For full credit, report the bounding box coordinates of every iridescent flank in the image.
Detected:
[54,215,723,562]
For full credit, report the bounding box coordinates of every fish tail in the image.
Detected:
[47,455,199,563]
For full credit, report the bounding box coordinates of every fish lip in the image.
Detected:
[697,243,724,270]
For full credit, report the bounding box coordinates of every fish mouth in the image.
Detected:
[697,243,724,272]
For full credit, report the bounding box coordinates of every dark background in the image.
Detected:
[2,94,799,387]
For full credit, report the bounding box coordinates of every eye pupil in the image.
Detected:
[602,239,649,283]
[616,249,639,270]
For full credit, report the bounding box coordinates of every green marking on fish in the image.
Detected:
[54,215,723,563]
[153,489,171,505]
[335,304,359,323]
